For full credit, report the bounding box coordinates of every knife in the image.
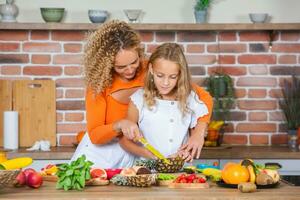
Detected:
[138,138,170,164]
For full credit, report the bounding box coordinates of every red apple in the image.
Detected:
[14,171,26,187]
[27,172,43,188]
[23,168,36,179]
[105,168,122,180]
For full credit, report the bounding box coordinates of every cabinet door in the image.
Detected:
[220,159,300,175]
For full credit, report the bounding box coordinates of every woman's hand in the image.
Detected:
[114,119,143,141]
[171,150,193,162]
[179,121,207,162]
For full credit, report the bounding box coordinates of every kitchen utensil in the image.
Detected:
[13,80,56,147]
[138,138,170,164]
[40,7,65,23]
[88,9,108,23]
[249,13,268,23]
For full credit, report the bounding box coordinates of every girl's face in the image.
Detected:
[150,58,179,99]
[114,49,140,81]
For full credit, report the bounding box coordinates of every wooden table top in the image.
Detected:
[1,181,299,200]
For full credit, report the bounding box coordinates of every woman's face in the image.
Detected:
[150,58,179,99]
[114,49,140,81]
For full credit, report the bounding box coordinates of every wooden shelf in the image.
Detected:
[0,22,300,31]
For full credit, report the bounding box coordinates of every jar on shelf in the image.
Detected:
[0,0,19,22]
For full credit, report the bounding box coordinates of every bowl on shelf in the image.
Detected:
[88,9,108,23]
[40,8,65,23]
[123,9,142,23]
[249,13,269,23]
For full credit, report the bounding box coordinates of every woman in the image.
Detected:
[71,20,213,168]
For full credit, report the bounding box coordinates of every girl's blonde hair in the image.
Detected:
[144,43,192,115]
[84,20,143,94]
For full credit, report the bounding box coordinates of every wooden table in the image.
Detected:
[1,181,299,200]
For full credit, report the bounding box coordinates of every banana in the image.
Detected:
[202,168,222,181]
[0,157,33,170]
[247,165,256,183]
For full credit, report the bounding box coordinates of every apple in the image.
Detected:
[27,172,43,188]
[23,168,36,179]
[14,171,26,187]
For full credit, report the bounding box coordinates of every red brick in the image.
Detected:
[1,65,21,75]
[207,44,246,53]
[189,67,205,75]
[235,89,246,98]
[269,89,283,98]
[222,134,247,145]
[31,55,51,64]
[56,112,63,122]
[65,113,84,122]
[57,123,86,133]
[53,55,83,64]
[146,44,159,53]
[239,31,270,41]
[186,55,216,65]
[281,31,300,41]
[249,66,268,75]
[52,31,86,41]
[139,31,154,42]
[278,55,297,64]
[271,134,288,145]
[186,44,204,53]
[238,55,276,64]
[56,78,84,88]
[177,32,216,42]
[0,43,20,52]
[23,42,61,52]
[0,30,28,41]
[59,135,77,146]
[23,66,62,76]
[56,89,64,99]
[64,44,82,53]
[0,54,29,64]
[208,66,246,76]
[219,55,235,64]
[155,32,175,42]
[223,123,234,133]
[248,89,267,98]
[237,77,276,87]
[238,100,277,110]
[229,112,246,121]
[270,66,297,75]
[250,135,269,145]
[271,44,300,53]
[218,32,237,41]
[56,100,85,110]
[30,31,49,40]
[65,89,85,98]
[269,111,284,121]
[249,112,267,121]
[236,123,276,132]
[64,66,83,76]
[191,77,206,86]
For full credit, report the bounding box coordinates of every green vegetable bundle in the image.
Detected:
[56,155,93,191]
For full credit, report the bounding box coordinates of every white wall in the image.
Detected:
[1,0,300,23]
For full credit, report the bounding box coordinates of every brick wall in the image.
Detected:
[0,30,299,146]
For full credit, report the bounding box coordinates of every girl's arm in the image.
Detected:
[119,101,155,159]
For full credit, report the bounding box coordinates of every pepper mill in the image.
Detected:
[0,0,19,22]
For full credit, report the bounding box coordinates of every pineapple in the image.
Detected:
[155,157,184,173]
[111,174,155,187]
[134,159,157,170]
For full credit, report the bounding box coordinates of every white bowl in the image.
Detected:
[249,13,268,23]
[124,9,142,23]
[88,10,108,23]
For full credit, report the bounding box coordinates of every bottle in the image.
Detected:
[0,0,19,22]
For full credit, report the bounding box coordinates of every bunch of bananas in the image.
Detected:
[208,120,224,131]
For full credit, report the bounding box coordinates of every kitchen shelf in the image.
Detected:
[0,22,300,31]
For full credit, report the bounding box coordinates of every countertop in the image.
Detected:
[2,146,300,160]
[0,23,300,31]
[0,181,299,200]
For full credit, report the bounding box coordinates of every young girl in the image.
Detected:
[119,43,209,161]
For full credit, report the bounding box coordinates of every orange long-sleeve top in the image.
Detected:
[86,64,213,145]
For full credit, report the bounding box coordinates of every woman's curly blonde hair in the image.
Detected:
[84,20,143,94]
[144,43,193,116]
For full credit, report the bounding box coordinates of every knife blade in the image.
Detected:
[138,138,170,164]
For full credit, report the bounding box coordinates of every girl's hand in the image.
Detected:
[175,150,193,162]
[114,119,143,141]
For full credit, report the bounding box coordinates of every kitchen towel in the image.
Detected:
[3,111,18,149]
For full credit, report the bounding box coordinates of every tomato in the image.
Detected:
[198,177,206,183]
[90,168,107,179]
[179,179,187,183]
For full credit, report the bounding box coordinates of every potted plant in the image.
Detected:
[279,76,300,149]
[194,0,213,23]
[204,72,235,147]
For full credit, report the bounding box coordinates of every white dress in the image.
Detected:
[130,89,209,157]
[70,133,136,168]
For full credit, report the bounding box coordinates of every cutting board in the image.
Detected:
[13,80,56,147]
[0,80,13,147]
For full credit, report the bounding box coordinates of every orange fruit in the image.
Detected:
[90,168,107,179]
[76,131,85,144]
[222,163,249,184]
